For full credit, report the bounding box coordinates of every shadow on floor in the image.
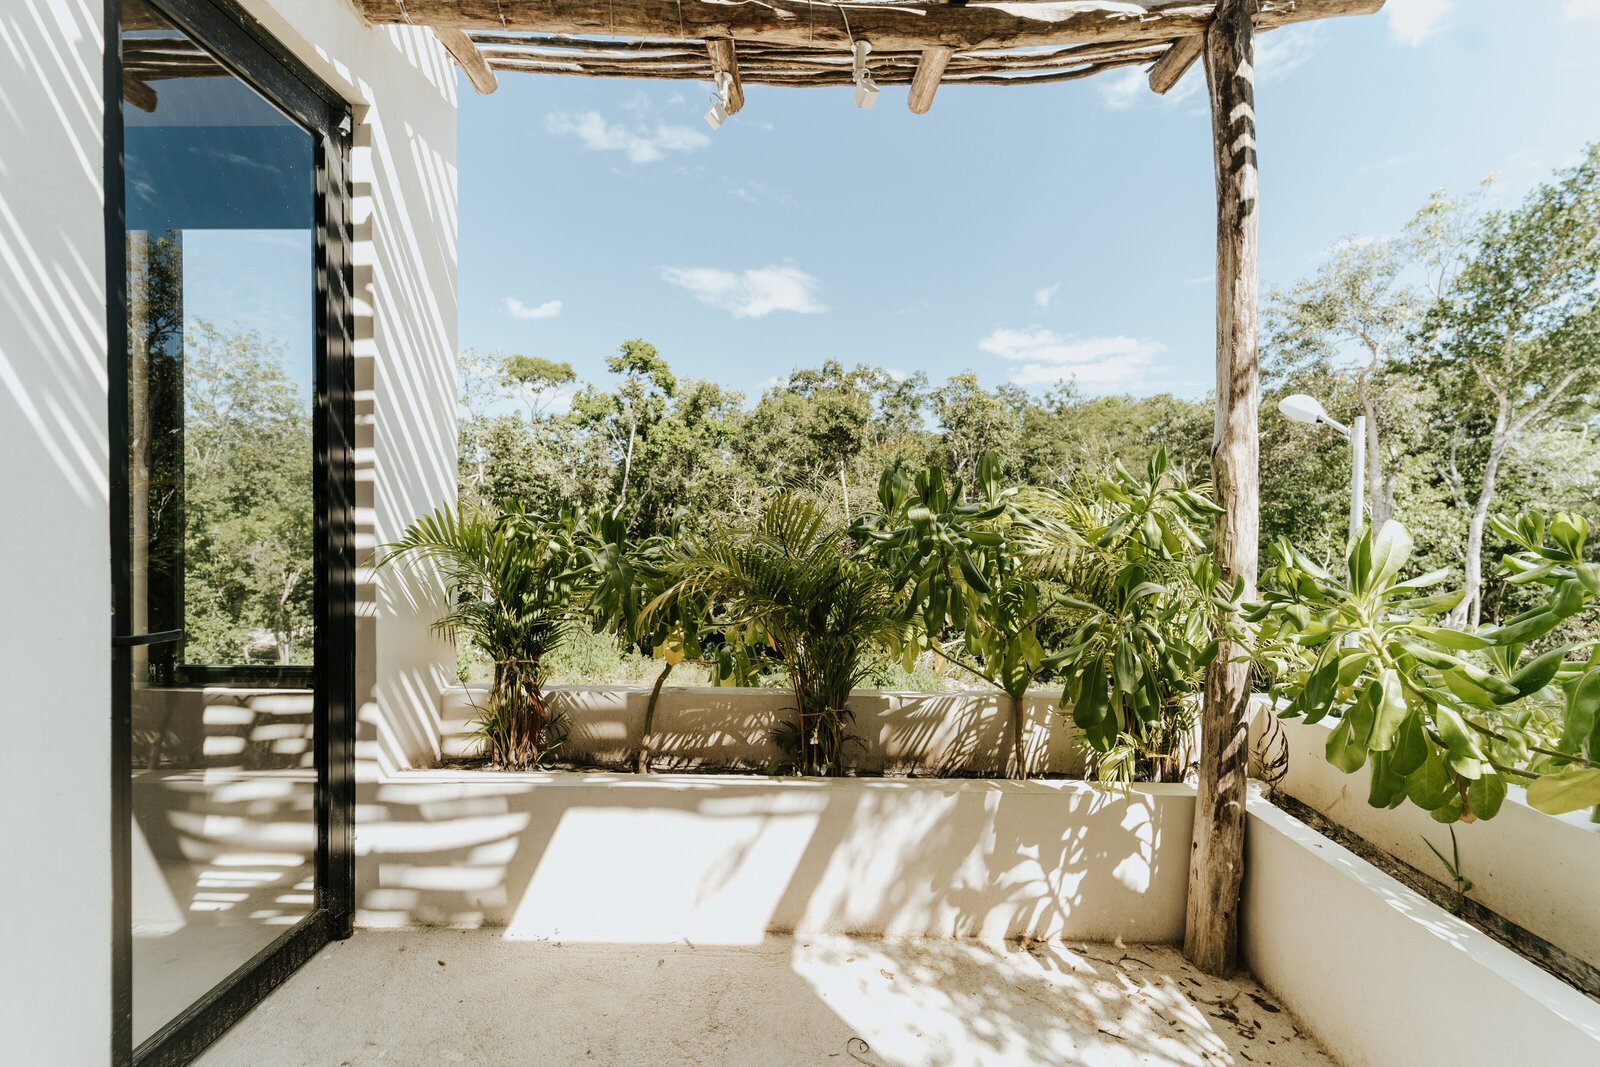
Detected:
[195,930,1332,1067]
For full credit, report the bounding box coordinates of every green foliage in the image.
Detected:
[1256,513,1600,823]
[856,448,1220,780]
[649,494,911,775]
[1024,450,1223,779]
[377,502,593,768]
[181,319,314,665]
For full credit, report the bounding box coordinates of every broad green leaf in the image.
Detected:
[1466,773,1507,820]
[1367,750,1408,809]
[1405,748,1454,812]
[1337,650,1374,687]
[1526,769,1600,815]
[1348,684,1377,748]
[1390,708,1429,777]
[1391,568,1454,591]
[1368,669,1408,752]
[1368,520,1414,590]
[1392,589,1465,616]
[1412,625,1493,651]
[1433,706,1486,780]
[1113,637,1138,694]
[1326,714,1368,774]
[1509,644,1572,698]
[1481,608,1560,648]
[1302,642,1341,725]
[1073,659,1111,733]
[1561,668,1600,756]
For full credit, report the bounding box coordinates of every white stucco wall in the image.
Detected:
[0,5,113,1062]
[237,0,459,774]
[1242,797,1600,1067]
[355,775,1196,944]
[0,1,457,1057]
[441,685,1089,776]
[1251,709,1600,972]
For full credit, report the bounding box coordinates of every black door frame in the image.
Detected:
[105,1,356,1063]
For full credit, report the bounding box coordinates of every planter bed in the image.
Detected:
[353,773,1196,943]
[439,684,1086,777]
[1242,795,1600,1067]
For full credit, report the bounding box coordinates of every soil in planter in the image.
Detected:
[1267,792,1600,1005]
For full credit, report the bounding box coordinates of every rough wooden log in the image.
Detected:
[490,51,1154,86]
[122,71,158,112]
[1148,34,1203,93]
[361,1,1386,53]
[706,37,745,113]
[480,40,1167,74]
[908,46,953,113]
[435,27,499,93]
[1185,0,1260,978]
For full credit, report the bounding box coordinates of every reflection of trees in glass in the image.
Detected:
[128,232,186,683]
[183,319,312,665]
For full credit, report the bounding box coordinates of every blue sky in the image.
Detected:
[456,0,1600,406]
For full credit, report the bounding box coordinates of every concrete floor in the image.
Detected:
[196,930,1332,1066]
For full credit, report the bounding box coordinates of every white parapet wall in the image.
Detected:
[1242,796,1600,1067]
[1252,710,1600,972]
[353,774,1196,943]
[441,685,1087,777]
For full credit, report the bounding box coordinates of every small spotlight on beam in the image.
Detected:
[852,40,879,110]
[705,71,734,130]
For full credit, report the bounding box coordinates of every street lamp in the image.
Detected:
[1278,394,1365,546]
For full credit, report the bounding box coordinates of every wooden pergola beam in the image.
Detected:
[1148,35,1203,93]
[122,70,158,112]
[1186,0,1260,977]
[435,27,499,93]
[706,37,744,114]
[908,46,953,113]
[360,1,1385,54]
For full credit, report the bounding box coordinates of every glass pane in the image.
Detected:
[123,0,318,1044]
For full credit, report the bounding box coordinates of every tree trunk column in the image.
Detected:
[1187,0,1260,977]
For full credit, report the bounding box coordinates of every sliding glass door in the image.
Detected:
[109,1,354,1063]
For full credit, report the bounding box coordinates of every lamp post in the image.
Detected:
[1278,393,1365,546]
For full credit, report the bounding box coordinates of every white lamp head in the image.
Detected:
[1278,393,1351,437]
[1278,393,1330,425]
[852,40,878,109]
[705,71,733,130]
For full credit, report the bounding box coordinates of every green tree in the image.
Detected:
[1422,146,1600,627]
[570,339,677,521]
[182,320,313,664]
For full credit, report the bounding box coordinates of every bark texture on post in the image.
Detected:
[1186,0,1259,978]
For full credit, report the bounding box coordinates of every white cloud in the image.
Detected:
[1034,284,1060,309]
[979,329,1166,390]
[504,296,562,320]
[1388,0,1452,45]
[1565,0,1600,17]
[546,111,710,164]
[1096,69,1145,112]
[661,265,828,318]
[1257,25,1323,83]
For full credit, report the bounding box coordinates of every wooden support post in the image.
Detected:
[1148,35,1202,94]
[435,28,499,94]
[706,37,744,114]
[908,46,953,113]
[1185,0,1259,977]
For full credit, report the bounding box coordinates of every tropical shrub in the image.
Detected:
[1022,449,1223,784]
[649,494,910,775]
[378,502,592,768]
[1254,513,1600,823]
[854,452,1046,777]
